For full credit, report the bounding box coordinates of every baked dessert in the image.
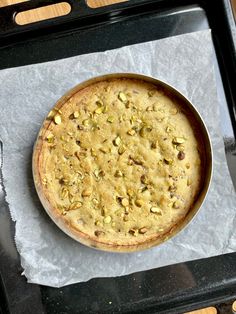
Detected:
[33,76,207,252]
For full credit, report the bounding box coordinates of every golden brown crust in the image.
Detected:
[33,76,208,252]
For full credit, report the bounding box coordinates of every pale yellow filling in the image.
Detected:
[39,78,202,245]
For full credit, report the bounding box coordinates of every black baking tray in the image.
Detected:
[0,0,236,313]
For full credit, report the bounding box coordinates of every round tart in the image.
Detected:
[33,74,212,252]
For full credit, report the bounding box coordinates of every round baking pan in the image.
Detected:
[33,73,213,252]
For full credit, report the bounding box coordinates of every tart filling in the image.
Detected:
[35,78,204,249]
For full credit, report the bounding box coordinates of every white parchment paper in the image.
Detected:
[0,30,235,288]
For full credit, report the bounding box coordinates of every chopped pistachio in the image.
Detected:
[140,126,152,138]
[47,110,55,119]
[124,206,129,214]
[94,169,105,178]
[127,189,134,197]
[118,145,126,155]
[168,185,177,192]
[173,200,181,209]
[185,163,190,169]
[176,144,185,151]
[99,147,109,154]
[92,198,99,205]
[113,136,121,146]
[73,111,79,118]
[129,228,138,236]
[104,216,112,224]
[77,124,84,130]
[150,206,162,215]
[55,108,62,114]
[177,151,185,160]
[166,126,172,133]
[68,194,74,203]
[164,158,173,165]
[151,141,158,149]
[95,220,102,226]
[123,216,129,222]
[116,196,122,203]
[135,199,144,207]
[60,187,68,199]
[168,201,174,207]
[115,170,123,178]
[170,108,178,115]
[69,201,82,210]
[82,188,92,197]
[125,101,131,108]
[146,106,153,112]
[111,222,116,227]
[132,126,140,133]
[140,174,148,185]
[75,151,80,159]
[139,186,148,193]
[139,127,146,138]
[59,177,69,185]
[77,171,84,180]
[127,129,136,136]
[101,207,107,216]
[127,159,134,165]
[131,156,143,166]
[187,178,192,186]
[118,92,127,103]
[96,100,103,107]
[153,103,160,112]
[139,227,148,234]
[79,151,87,158]
[82,119,90,126]
[94,107,103,114]
[63,195,72,205]
[99,170,105,177]
[91,148,97,157]
[115,208,123,216]
[94,169,100,179]
[107,116,114,123]
[119,115,123,122]
[54,114,62,125]
[91,122,100,131]
[46,133,54,143]
[130,115,137,124]
[172,137,185,144]
[94,230,105,237]
[121,198,129,207]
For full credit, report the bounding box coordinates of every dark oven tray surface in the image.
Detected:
[0,1,235,313]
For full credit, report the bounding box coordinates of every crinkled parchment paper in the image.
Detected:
[0,30,235,287]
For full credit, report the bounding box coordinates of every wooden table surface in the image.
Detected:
[1,1,235,314]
